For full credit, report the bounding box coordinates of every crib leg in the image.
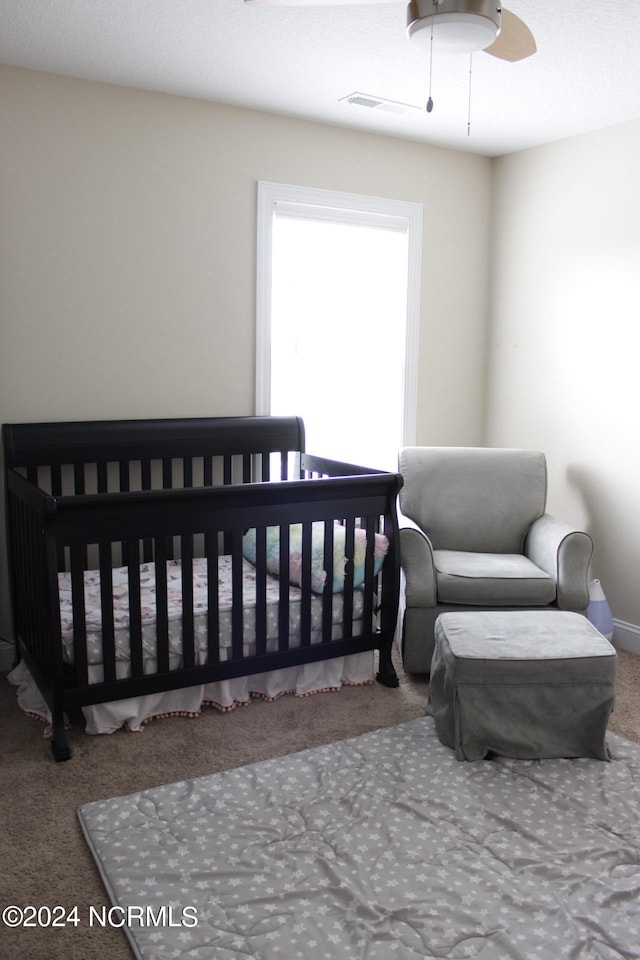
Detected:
[376,638,399,688]
[50,718,72,762]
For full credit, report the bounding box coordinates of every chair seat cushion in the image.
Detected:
[434,550,557,605]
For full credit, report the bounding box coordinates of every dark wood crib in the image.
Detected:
[3,415,403,761]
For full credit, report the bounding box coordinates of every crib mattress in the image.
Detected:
[57,555,368,676]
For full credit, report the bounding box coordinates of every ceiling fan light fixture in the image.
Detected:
[406,0,501,55]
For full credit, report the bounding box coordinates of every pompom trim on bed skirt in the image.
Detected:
[132,677,376,726]
[200,677,374,714]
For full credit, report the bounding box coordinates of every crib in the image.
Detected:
[3,415,403,761]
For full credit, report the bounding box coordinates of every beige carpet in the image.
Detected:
[1,647,639,960]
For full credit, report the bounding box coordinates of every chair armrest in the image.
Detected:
[399,515,437,607]
[525,514,593,611]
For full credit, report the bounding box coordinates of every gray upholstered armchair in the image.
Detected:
[398,447,593,673]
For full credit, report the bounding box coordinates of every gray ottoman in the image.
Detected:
[429,610,617,761]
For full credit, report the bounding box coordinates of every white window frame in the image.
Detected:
[256,181,422,450]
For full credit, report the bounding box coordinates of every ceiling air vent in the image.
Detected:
[339,93,419,115]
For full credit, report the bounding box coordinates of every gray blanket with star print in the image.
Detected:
[78,716,640,959]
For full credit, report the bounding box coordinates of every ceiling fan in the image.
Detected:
[244,0,537,64]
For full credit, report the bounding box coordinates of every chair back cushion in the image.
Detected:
[399,447,547,553]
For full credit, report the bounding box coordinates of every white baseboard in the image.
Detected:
[612,619,640,656]
[0,641,16,674]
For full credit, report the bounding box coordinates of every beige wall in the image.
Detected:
[487,119,640,649]
[0,65,492,641]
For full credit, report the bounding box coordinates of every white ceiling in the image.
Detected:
[1,0,640,157]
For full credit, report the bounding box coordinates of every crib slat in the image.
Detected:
[342,519,355,636]
[230,530,244,662]
[205,533,220,665]
[278,524,290,651]
[141,460,153,562]
[74,463,85,495]
[70,465,90,568]
[223,455,232,486]
[141,459,152,489]
[69,546,89,688]
[322,521,335,643]
[242,453,251,484]
[119,463,135,566]
[255,526,268,657]
[51,464,62,496]
[126,539,144,678]
[154,539,170,673]
[164,533,175,563]
[181,535,195,670]
[222,456,234,554]
[98,542,117,684]
[300,521,312,646]
[97,461,108,494]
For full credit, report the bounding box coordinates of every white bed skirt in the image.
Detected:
[8,652,374,736]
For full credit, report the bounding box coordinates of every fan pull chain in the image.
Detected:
[426,1,435,112]
[467,53,473,136]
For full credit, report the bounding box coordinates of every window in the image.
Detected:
[256,182,422,469]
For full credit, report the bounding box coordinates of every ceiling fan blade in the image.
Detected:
[484,8,536,61]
